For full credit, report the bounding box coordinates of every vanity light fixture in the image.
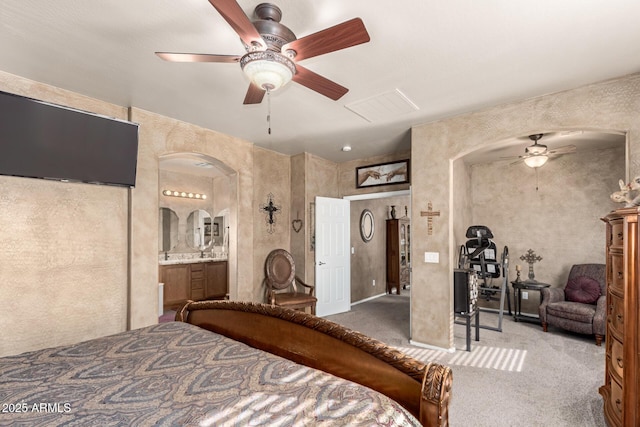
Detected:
[163,189,207,200]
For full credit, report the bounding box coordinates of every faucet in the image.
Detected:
[164,251,169,260]
[200,250,205,258]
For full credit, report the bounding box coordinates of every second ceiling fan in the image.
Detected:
[156,1,370,105]
[503,134,576,168]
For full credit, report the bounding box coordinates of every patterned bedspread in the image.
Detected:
[0,322,420,426]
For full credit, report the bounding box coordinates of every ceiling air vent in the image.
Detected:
[345,89,419,123]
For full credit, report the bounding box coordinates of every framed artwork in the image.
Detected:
[356,159,410,188]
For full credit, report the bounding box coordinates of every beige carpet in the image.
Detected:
[326,294,606,427]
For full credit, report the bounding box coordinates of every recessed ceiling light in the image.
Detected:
[341,145,352,152]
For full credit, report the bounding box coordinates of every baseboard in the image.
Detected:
[351,292,388,306]
[480,306,538,317]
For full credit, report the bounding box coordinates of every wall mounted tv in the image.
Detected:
[0,90,139,188]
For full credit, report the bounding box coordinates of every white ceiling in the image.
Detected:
[1,0,639,165]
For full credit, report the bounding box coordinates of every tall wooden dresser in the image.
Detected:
[386,218,410,295]
[601,208,639,426]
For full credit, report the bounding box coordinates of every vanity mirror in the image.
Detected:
[186,209,213,250]
[212,215,224,246]
[159,207,179,252]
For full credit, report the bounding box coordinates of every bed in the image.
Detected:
[0,300,452,426]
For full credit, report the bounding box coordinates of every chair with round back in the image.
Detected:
[265,249,317,315]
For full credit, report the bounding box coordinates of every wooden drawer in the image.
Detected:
[609,292,624,337]
[610,221,624,247]
[609,377,623,424]
[609,337,624,382]
[191,278,204,290]
[191,288,204,300]
[191,264,205,278]
[609,253,624,294]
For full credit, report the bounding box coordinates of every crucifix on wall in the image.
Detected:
[420,202,440,235]
[519,249,542,281]
[259,193,281,234]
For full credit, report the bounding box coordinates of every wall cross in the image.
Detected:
[519,249,542,281]
[260,193,281,234]
[420,202,440,235]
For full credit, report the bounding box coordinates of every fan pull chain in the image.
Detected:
[535,167,539,191]
[266,89,271,135]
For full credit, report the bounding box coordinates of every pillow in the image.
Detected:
[565,276,602,304]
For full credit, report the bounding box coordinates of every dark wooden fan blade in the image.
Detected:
[282,18,370,61]
[243,83,266,104]
[155,52,241,63]
[293,65,348,100]
[208,0,266,49]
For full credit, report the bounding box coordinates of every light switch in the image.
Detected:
[424,252,439,263]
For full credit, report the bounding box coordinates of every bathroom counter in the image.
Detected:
[159,257,227,266]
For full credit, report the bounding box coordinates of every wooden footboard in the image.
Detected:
[177,300,452,427]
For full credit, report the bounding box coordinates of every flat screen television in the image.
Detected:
[0,90,139,187]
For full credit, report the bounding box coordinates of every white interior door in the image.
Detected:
[315,196,350,317]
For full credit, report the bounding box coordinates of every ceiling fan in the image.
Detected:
[155,1,370,105]
[503,134,576,168]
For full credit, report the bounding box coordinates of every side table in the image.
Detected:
[511,280,550,324]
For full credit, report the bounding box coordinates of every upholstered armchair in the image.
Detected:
[539,264,606,345]
[264,249,317,315]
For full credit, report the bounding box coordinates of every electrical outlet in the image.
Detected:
[522,291,529,300]
[372,279,376,287]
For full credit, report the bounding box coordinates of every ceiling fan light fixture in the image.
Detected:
[240,51,295,91]
[524,155,548,168]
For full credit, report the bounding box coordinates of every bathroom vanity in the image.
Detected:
[160,259,228,309]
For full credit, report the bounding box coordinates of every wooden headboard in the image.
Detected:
[177,300,452,427]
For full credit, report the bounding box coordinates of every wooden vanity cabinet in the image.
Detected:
[160,264,190,308]
[190,263,205,301]
[205,261,228,300]
[160,260,228,310]
[600,208,640,427]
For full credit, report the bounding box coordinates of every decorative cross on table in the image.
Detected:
[260,193,281,234]
[519,249,542,281]
[420,202,440,235]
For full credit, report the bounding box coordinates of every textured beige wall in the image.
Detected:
[290,153,307,280]
[253,146,291,303]
[129,107,256,327]
[350,195,410,302]
[338,151,411,197]
[304,154,339,285]
[470,145,623,314]
[411,73,640,350]
[0,71,129,356]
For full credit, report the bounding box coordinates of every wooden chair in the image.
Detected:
[264,249,317,315]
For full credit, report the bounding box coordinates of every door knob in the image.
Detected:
[318,261,326,265]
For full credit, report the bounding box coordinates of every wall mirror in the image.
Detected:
[360,209,375,242]
[186,209,213,250]
[212,215,225,246]
[159,207,179,252]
